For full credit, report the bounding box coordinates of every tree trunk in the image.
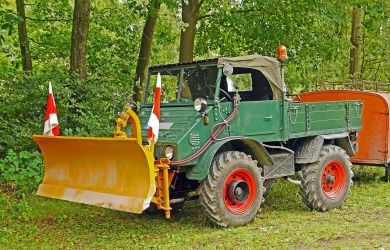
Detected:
[70,0,91,80]
[16,0,32,72]
[132,0,161,104]
[179,0,203,63]
[349,6,362,78]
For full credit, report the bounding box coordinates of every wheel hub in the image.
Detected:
[228,180,249,203]
[325,173,336,184]
[223,168,257,215]
[321,160,347,199]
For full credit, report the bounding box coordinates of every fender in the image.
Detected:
[186,137,274,180]
[321,132,355,156]
[295,133,355,164]
[327,135,355,157]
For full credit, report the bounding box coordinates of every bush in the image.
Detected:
[0,149,43,193]
[0,70,132,157]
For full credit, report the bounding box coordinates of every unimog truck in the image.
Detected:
[33,53,362,227]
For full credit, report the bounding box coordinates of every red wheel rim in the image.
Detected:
[223,168,256,215]
[321,160,347,199]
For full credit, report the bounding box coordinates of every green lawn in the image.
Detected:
[1,166,389,249]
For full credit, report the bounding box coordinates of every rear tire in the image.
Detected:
[263,178,276,197]
[299,145,353,211]
[199,151,264,227]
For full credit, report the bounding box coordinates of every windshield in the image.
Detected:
[145,65,219,104]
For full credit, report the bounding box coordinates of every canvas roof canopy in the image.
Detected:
[218,55,285,99]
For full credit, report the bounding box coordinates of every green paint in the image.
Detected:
[139,59,362,181]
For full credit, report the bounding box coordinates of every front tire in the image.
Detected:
[199,151,264,227]
[299,145,353,211]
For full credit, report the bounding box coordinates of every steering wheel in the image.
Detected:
[204,85,232,101]
[204,84,216,93]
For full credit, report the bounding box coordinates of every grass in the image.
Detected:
[0,166,389,249]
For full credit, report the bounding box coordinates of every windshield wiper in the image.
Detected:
[183,64,202,82]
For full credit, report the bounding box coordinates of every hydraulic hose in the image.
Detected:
[170,95,241,166]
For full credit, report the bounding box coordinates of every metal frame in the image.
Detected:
[316,80,390,92]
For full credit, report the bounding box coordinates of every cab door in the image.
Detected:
[219,68,280,138]
[237,100,280,136]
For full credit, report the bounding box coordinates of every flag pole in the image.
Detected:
[147,72,161,152]
[43,82,60,136]
[149,136,155,153]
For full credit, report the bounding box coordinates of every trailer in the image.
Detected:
[298,87,390,181]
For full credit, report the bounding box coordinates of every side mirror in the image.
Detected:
[223,63,233,76]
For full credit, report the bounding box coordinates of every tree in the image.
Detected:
[15,0,32,72]
[70,0,91,80]
[179,0,204,63]
[349,6,362,78]
[133,0,161,104]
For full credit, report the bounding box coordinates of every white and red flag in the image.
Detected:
[43,82,60,136]
[147,73,161,143]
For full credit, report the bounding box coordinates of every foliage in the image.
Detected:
[196,0,390,90]
[151,3,181,65]
[0,9,20,43]
[0,149,43,193]
[0,70,132,157]
[0,1,20,77]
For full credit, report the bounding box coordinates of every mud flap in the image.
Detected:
[33,135,155,213]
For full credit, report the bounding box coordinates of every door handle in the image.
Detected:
[264,115,272,121]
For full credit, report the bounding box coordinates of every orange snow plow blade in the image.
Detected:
[32,135,156,213]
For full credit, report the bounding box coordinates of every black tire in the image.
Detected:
[299,145,353,211]
[144,202,184,215]
[144,203,160,214]
[199,151,265,227]
[263,178,276,197]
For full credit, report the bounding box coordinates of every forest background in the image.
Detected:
[0,0,389,191]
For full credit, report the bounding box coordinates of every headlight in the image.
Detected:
[164,146,174,160]
[194,98,207,113]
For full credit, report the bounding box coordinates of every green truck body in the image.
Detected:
[133,54,362,226]
[138,56,361,180]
